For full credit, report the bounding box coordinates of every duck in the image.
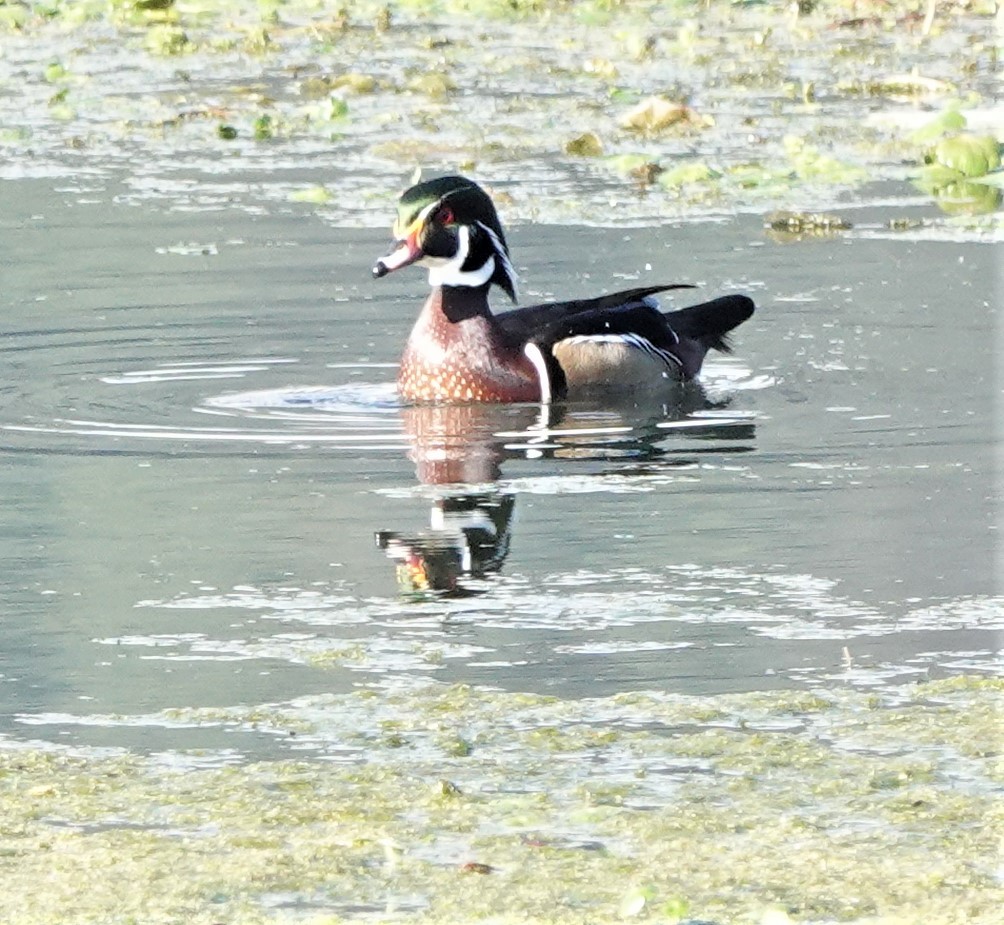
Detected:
[372,175,754,403]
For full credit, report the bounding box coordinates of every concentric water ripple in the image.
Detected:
[1,334,767,458]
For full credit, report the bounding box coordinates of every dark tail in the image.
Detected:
[664,295,755,354]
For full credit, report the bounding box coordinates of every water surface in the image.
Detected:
[1,5,1002,917]
[2,177,999,759]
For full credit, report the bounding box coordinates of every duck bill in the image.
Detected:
[373,235,423,278]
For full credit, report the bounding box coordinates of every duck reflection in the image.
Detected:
[398,401,548,485]
[373,402,537,597]
[375,492,515,597]
[375,394,755,596]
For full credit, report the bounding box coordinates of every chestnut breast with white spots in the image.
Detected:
[398,294,540,403]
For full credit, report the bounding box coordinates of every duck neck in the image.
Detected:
[434,283,494,324]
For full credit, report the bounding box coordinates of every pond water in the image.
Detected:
[2,174,999,754]
[1,3,1003,922]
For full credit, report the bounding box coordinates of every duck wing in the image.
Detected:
[517,292,755,399]
[495,284,694,342]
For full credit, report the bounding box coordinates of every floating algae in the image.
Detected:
[766,210,853,236]
[1,677,1001,924]
[0,0,999,228]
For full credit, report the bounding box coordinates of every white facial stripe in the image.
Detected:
[476,221,519,300]
[427,256,495,288]
[426,225,495,288]
[395,198,438,239]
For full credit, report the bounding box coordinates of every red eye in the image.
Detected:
[437,206,454,225]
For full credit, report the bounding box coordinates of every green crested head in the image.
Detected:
[373,175,517,302]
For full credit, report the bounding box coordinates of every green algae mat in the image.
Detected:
[2,0,1001,227]
[3,677,1001,924]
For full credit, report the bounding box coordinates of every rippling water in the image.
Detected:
[1,176,1000,759]
[2,5,1001,919]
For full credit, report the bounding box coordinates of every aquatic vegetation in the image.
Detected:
[915,130,1003,214]
[564,131,604,157]
[407,72,455,97]
[605,152,657,176]
[298,93,351,131]
[288,185,333,203]
[922,179,1002,216]
[243,24,273,53]
[0,0,997,229]
[604,145,863,209]
[331,72,379,94]
[782,134,866,183]
[2,4,1002,919]
[927,133,1001,179]
[42,60,69,83]
[839,72,956,98]
[252,112,275,139]
[0,676,1001,923]
[0,3,28,28]
[659,161,718,188]
[144,22,189,54]
[765,210,852,237]
[45,86,75,120]
[908,103,969,144]
[620,95,709,135]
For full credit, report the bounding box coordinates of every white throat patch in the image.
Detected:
[425,225,495,289]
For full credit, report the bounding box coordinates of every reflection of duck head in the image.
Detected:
[380,394,756,596]
[375,492,516,597]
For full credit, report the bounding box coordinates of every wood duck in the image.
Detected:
[373,175,755,403]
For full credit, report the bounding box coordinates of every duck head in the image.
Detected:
[373,175,518,302]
